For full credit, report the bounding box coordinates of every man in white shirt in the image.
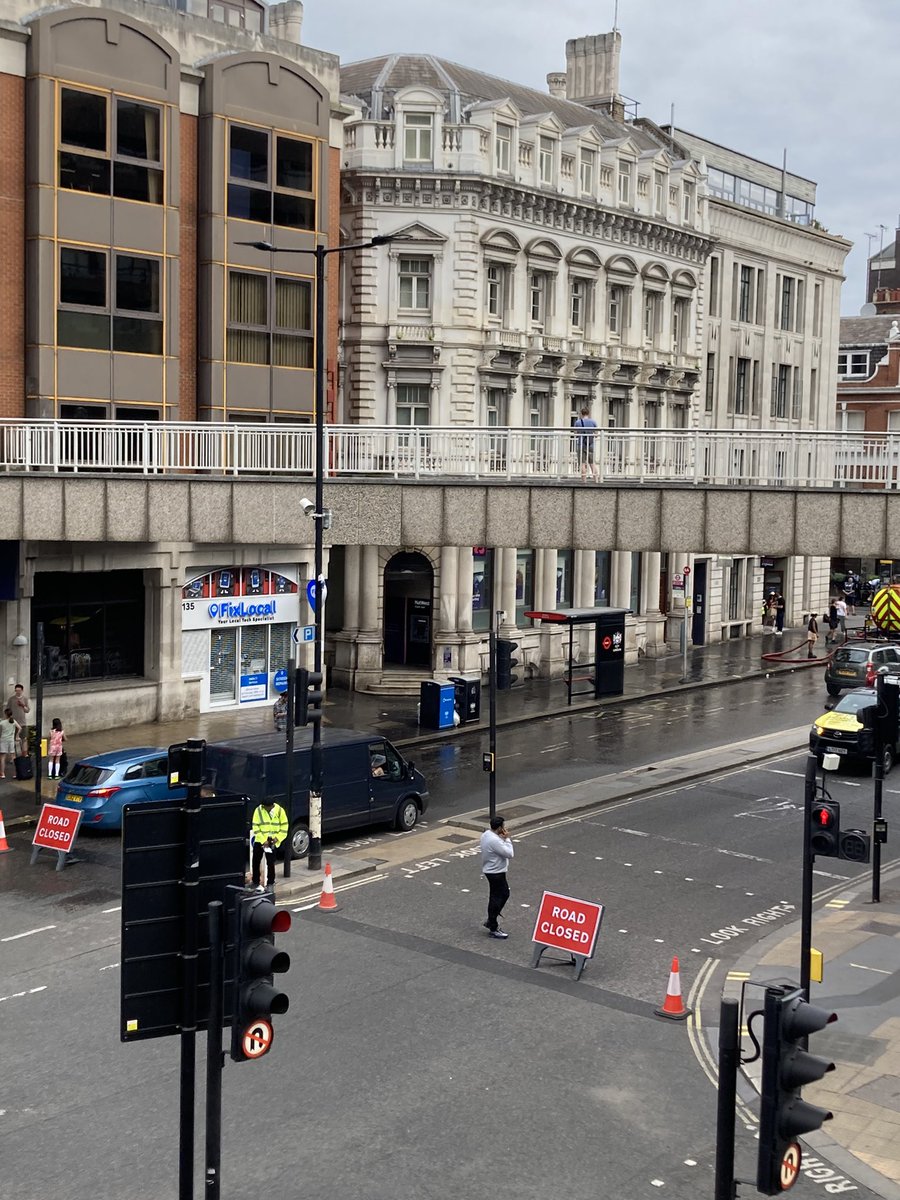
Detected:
[480,814,514,939]
[835,597,848,641]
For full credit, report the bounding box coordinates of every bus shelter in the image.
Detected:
[524,607,630,704]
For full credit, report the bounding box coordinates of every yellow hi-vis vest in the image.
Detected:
[251,803,288,848]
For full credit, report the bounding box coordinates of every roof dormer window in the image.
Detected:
[209,0,263,32]
[404,113,433,164]
[539,136,554,185]
[495,123,512,175]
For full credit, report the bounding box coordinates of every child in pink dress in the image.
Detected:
[48,718,66,778]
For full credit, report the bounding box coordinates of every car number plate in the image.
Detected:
[66,793,83,802]
[836,670,857,677]
[829,746,848,755]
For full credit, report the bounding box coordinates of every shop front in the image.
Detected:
[181,566,301,711]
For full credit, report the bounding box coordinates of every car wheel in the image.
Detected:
[883,746,895,775]
[826,683,841,697]
[289,821,311,859]
[395,797,419,832]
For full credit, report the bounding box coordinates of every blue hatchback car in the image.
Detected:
[55,747,187,829]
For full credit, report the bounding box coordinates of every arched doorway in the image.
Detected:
[383,551,433,667]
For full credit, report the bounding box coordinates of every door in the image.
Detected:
[368,739,407,820]
[209,628,237,704]
[406,598,432,667]
[692,561,708,646]
[383,551,434,667]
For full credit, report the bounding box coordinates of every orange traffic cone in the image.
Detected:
[655,956,691,1020]
[0,810,11,854]
[317,861,338,911]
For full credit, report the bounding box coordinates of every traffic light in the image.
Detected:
[757,984,836,1195]
[295,667,324,727]
[496,639,519,690]
[808,799,840,857]
[230,891,291,1062]
[857,704,879,759]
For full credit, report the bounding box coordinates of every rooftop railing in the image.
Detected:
[0,420,897,489]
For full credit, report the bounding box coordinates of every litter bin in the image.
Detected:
[449,676,481,725]
[419,681,456,730]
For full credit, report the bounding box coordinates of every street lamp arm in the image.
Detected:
[235,236,394,256]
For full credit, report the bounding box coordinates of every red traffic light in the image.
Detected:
[272,909,292,934]
[813,805,835,828]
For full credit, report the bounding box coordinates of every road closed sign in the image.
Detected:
[33,803,82,855]
[532,890,604,958]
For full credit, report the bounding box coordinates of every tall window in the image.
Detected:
[705,352,716,412]
[228,124,315,230]
[673,296,690,352]
[539,136,554,185]
[579,149,595,195]
[792,366,802,420]
[403,113,433,162]
[708,256,720,318]
[643,291,662,342]
[227,271,313,366]
[771,364,791,419]
[556,550,573,607]
[629,553,642,615]
[398,257,432,311]
[529,272,548,326]
[734,357,750,415]
[58,247,162,353]
[682,182,695,222]
[594,551,611,605]
[495,123,512,174]
[779,275,798,331]
[486,387,508,427]
[618,164,631,205]
[608,284,626,336]
[486,262,510,321]
[570,278,589,331]
[738,265,754,323]
[59,88,163,203]
[472,549,494,632]
[654,170,665,214]
[396,383,431,427]
[515,549,534,620]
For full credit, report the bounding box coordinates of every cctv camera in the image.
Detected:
[300,497,316,517]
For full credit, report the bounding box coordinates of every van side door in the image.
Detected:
[368,739,406,820]
[321,742,373,831]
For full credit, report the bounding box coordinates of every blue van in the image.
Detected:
[204,728,428,859]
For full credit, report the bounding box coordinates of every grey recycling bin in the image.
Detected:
[419,681,456,730]
[449,676,481,725]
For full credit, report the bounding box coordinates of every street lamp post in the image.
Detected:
[238,234,392,871]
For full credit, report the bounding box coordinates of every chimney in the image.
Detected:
[566,31,625,121]
[546,72,567,99]
[268,0,304,45]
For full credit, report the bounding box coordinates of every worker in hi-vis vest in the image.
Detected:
[250,798,288,892]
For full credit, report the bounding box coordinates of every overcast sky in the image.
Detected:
[304,0,899,314]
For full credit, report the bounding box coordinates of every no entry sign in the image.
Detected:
[532,890,604,959]
[33,803,82,854]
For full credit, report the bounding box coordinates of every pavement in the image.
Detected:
[3,616,895,1196]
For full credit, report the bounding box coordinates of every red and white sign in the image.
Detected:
[242,1019,273,1060]
[33,803,82,854]
[780,1142,801,1190]
[532,890,604,958]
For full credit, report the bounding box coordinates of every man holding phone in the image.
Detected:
[480,814,514,939]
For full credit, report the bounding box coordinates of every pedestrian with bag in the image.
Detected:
[0,708,20,779]
[825,600,838,645]
[480,813,514,939]
[47,717,66,779]
[250,797,288,892]
[805,613,819,659]
[5,683,30,756]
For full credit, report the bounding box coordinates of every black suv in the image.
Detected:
[824,643,900,697]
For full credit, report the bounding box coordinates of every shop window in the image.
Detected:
[227,271,313,367]
[629,553,642,615]
[58,248,162,354]
[59,88,163,203]
[594,550,610,605]
[472,549,494,632]
[228,124,315,230]
[34,570,145,682]
[515,550,534,622]
[556,550,573,607]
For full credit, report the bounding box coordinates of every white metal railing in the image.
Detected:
[1,420,899,488]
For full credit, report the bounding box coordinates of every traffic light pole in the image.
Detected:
[204,899,224,1200]
[801,754,816,1001]
[283,661,296,879]
[714,996,739,1200]
[308,242,326,874]
[488,615,498,821]
[179,739,204,1200]
[872,671,885,904]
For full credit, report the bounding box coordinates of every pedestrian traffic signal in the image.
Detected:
[808,799,840,857]
[230,892,291,1062]
[857,704,879,759]
[295,667,324,726]
[757,984,836,1195]
[496,639,519,690]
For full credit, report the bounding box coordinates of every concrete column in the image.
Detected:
[542,548,558,612]
[440,546,459,633]
[611,551,631,608]
[500,548,517,634]
[344,546,361,631]
[360,545,379,631]
[457,546,473,633]
[642,552,662,614]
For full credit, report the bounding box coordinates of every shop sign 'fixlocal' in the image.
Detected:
[181,594,300,631]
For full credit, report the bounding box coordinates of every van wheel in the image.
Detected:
[289,822,311,859]
[395,798,419,832]
[883,746,895,775]
[826,683,841,697]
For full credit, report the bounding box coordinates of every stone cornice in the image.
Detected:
[343,171,714,266]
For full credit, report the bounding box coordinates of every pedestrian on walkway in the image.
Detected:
[47,718,66,779]
[5,683,29,755]
[835,596,848,640]
[250,797,288,892]
[805,613,819,659]
[824,600,838,645]
[774,592,786,636]
[0,708,20,779]
[573,407,599,483]
[480,814,514,939]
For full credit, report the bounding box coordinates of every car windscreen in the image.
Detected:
[66,764,113,787]
[834,694,875,715]
[833,649,868,664]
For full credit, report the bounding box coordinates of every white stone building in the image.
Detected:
[331,33,849,691]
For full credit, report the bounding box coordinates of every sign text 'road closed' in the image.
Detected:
[532,890,604,958]
[32,803,82,855]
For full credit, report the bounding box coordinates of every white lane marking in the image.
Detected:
[540,743,569,753]
[102,905,122,914]
[850,962,891,975]
[99,963,119,972]
[767,769,806,778]
[498,752,522,759]
[0,986,47,1004]
[812,869,850,880]
[290,871,389,911]
[1,925,56,942]
[611,826,650,837]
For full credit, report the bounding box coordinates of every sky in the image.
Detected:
[303,0,900,314]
